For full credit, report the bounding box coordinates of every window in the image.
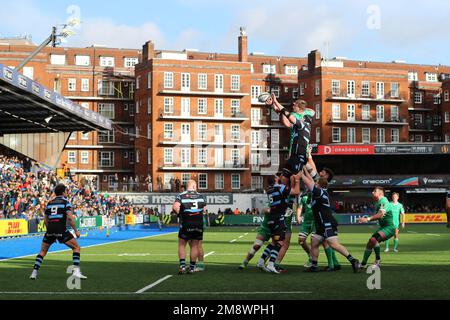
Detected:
[262,64,276,74]
[198,74,207,90]
[347,80,355,97]
[80,151,89,164]
[181,124,191,141]
[445,112,450,123]
[164,148,173,164]
[66,78,76,92]
[50,54,66,65]
[99,56,115,67]
[198,98,207,114]
[285,65,298,75]
[75,55,90,66]
[231,100,240,116]
[231,174,241,190]
[251,86,262,102]
[164,97,174,114]
[362,128,371,143]
[214,99,224,117]
[198,174,208,190]
[362,105,370,120]
[181,73,190,91]
[415,135,423,142]
[376,82,385,98]
[181,98,190,116]
[426,73,437,82]
[81,132,89,140]
[164,123,173,139]
[315,127,320,143]
[98,80,114,95]
[69,132,76,140]
[445,134,450,142]
[98,130,115,144]
[391,106,399,121]
[391,129,399,143]
[197,149,207,165]
[136,100,140,114]
[445,91,449,102]
[376,105,384,122]
[215,74,224,92]
[164,72,174,88]
[408,72,418,81]
[347,104,355,121]
[434,94,441,105]
[129,104,135,117]
[81,79,89,92]
[147,124,152,139]
[197,124,207,140]
[68,151,76,164]
[331,80,340,96]
[433,115,440,127]
[300,83,305,96]
[251,153,261,167]
[292,88,299,99]
[99,152,114,167]
[251,130,261,147]
[272,86,280,98]
[181,174,191,187]
[124,57,139,68]
[414,114,423,124]
[347,128,356,143]
[252,176,263,191]
[231,149,240,165]
[136,76,141,90]
[332,104,341,120]
[136,151,140,164]
[148,148,152,165]
[251,108,261,124]
[391,83,399,98]
[315,79,320,95]
[147,72,152,89]
[147,98,152,114]
[271,153,280,166]
[414,92,423,104]
[129,152,135,164]
[332,128,341,143]
[231,125,240,140]
[215,174,224,190]
[361,81,370,97]
[376,128,385,143]
[98,103,115,119]
[231,75,240,91]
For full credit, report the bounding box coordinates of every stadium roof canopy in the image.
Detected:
[0,64,112,134]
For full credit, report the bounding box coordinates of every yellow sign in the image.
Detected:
[405,213,448,224]
[125,214,135,225]
[0,219,28,237]
[56,168,65,179]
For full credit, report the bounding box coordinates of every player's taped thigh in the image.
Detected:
[311,232,325,242]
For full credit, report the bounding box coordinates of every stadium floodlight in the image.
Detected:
[60,29,76,39]
[44,115,55,124]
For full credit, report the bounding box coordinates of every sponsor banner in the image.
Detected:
[317,145,375,155]
[125,214,135,225]
[404,213,447,224]
[331,176,449,187]
[375,144,450,155]
[0,219,28,237]
[77,217,98,229]
[223,215,300,226]
[135,214,144,224]
[112,193,234,206]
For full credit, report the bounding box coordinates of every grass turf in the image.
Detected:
[0,224,449,300]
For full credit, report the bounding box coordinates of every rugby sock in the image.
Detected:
[362,249,372,266]
[374,246,381,261]
[179,259,186,269]
[190,261,196,272]
[332,250,341,267]
[324,247,335,269]
[73,252,80,267]
[269,245,281,263]
[385,240,390,250]
[197,261,205,269]
[394,239,399,250]
[33,254,44,270]
[261,245,273,262]
[311,260,318,268]
[346,254,355,263]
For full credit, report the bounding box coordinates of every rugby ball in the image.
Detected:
[258,92,272,104]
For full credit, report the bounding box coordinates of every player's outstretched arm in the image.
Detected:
[358,209,385,224]
[296,204,303,224]
[290,174,301,196]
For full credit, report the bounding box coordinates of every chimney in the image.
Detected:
[308,50,321,72]
[238,27,248,62]
[142,40,155,61]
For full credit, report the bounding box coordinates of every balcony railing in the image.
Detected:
[327,116,408,125]
[157,133,247,145]
[409,123,434,131]
[159,161,248,170]
[158,84,249,96]
[158,108,248,121]
[327,90,405,102]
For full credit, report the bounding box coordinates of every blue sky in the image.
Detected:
[1,0,450,65]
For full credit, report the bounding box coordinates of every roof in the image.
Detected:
[0,63,112,134]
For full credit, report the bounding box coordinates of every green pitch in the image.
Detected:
[1,225,449,300]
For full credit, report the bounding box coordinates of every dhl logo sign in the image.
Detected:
[7,221,23,234]
[0,219,29,237]
[405,214,448,223]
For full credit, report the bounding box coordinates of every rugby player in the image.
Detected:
[385,192,406,253]
[358,187,396,268]
[30,184,87,280]
[173,180,207,275]
[300,167,360,273]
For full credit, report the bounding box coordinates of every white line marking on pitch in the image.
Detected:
[230,239,237,243]
[204,251,215,258]
[136,275,173,294]
[0,291,312,296]
[0,232,178,263]
[426,233,441,237]
[238,236,244,239]
[407,231,418,234]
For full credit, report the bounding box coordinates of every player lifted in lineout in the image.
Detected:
[30,184,87,280]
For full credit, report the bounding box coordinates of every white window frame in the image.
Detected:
[231,125,240,141]
[147,98,152,114]
[285,65,298,75]
[445,112,450,123]
[391,83,399,98]
[215,74,224,93]
[445,91,449,102]
[164,148,174,165]
[81,78,89,92]
[99,56,115,67]
[362,105,370,120]
[231,174,241,190]
[164,97,174,114]
[50,54,66,65]
[198,73,207,90]
[391,106,399,121]
[376,105,385,122]
[377,128,386,143]
[251,86,262,102]
[75,55,90,66]
[147,72,152,89]
[414,92,423,104]
[426,73,437,82]
[197,149,207,165]
[315,79,320,96]
[231,75,240,91]
[361,81,370,97]
[347,80,355,97]
[164,72,174,89]
[408,72,418,81]
[332,127,341,143]
[362,128,371,144]
[376,82,385,99]
[197,124,207,141]
[124,57,139,68]
[164,123,174,139]
[198,98,207,114]
[347,104,356,121]
[68,78,76,92]
[332,104,341,120]
[181,73,191,92]
[231,99,240,116]
[68,151,77,164]
[391,129,400,143]
[347,127,356,143]
[331,80,340,96]
[98,103,115,119]
[80,151,89,164]
[198,174,208,190]
[99,152,114,168]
